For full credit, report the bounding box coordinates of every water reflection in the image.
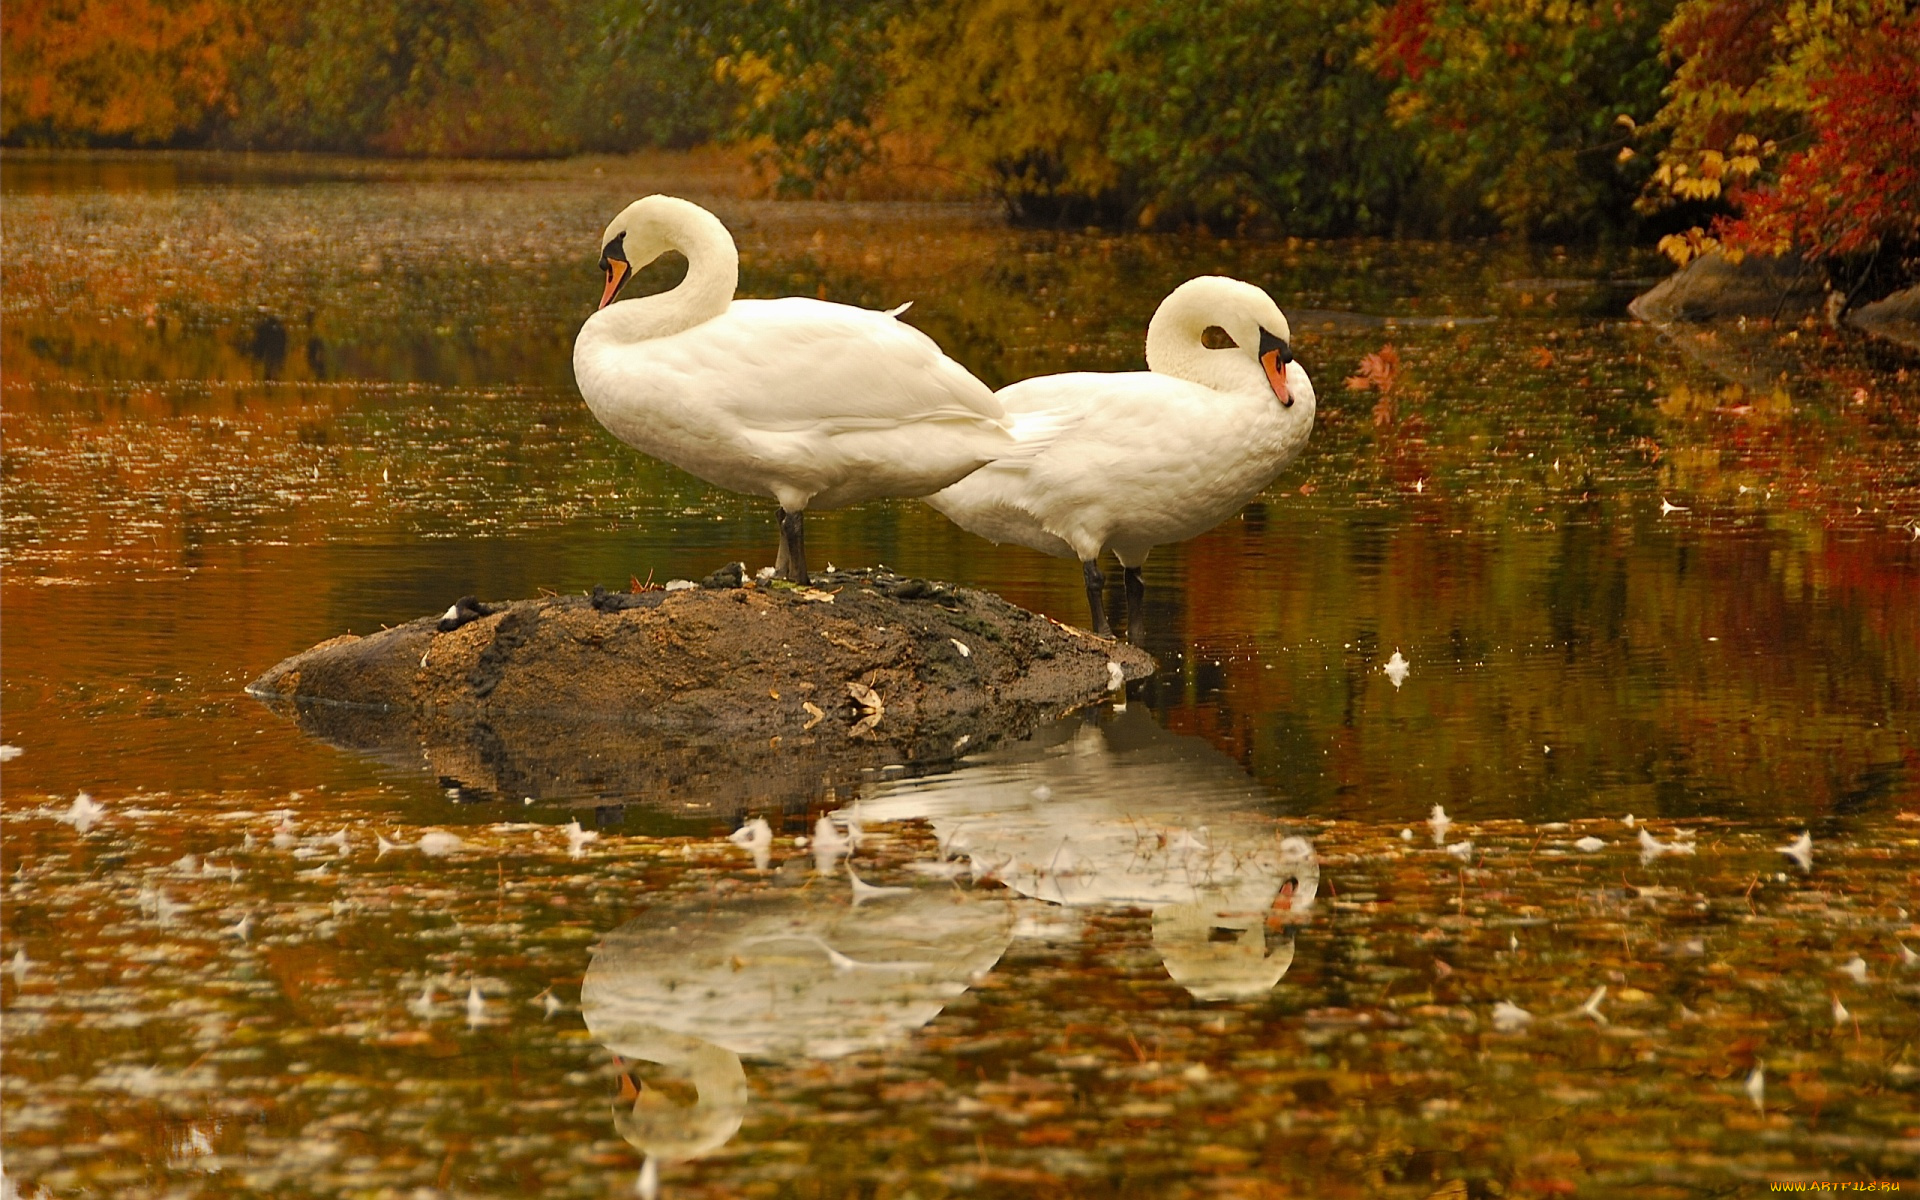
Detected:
[579,704,1316,1192]
[862,705,1319,1001]
[581,872,1014,1189]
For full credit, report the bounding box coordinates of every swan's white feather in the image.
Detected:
[574,197,1009,514]
[629,299,1001,428]
[928,284,1315,567]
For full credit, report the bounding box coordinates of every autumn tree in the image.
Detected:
[1722,12,1919,273]
[1100,0,1416,233]
[2,0,262,145]
[885,0,1121,220]
[1363,0,1676,238]
[1644,0,1918,301]
[701,0,904,195]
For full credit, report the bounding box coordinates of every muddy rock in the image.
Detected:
[249,569,1155,818]
[1848,285,1920,353]
[1629,250,1829,327]
[1628,251,1846,391]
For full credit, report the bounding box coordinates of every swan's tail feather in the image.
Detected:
[979,406,1077,464]
[884,301,914,318]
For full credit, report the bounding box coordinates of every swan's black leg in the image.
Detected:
[774,515,790,580]
[1082,559,1111,636]
[779,508,810,585]
[1123,566,1145,642]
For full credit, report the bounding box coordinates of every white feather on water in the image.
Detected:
[727,818,773,870]
[1778,831,1813,871]
[1383,650,1410,688]
[566,820,599,859]
[847,864,912,906]
[1577,986,1608,1026]
[416,831,463,857]
[58,792,106,834]
[1638,828,1695,863]
[1492,1000,1533,1032]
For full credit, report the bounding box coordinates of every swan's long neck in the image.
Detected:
[1143,284,1258,394]
[1143,293,1210,381]
[604,1022,749,1161]
[590,199,739,344]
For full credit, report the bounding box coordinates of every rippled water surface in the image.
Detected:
[4,151,1919,1197]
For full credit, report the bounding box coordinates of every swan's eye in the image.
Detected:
[1201,325,1237,350]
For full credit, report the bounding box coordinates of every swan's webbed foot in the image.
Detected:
[778,508,810,585]
[1082,559,1112,637]
[1123,567,1145,642]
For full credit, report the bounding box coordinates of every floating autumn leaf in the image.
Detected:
[1345,345,1402,396]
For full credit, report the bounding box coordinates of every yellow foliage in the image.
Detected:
[1674,175,1722,200]
[883,0,1120,198]
[716,51,786,111]
[1658,228,1722,265]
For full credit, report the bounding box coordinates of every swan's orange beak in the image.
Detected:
[611,1055,641,1104]
[599,259,632,310]
[1257,328,1294,407]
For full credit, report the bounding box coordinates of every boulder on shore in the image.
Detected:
[1624,250,1920,392]
[1628,250,1829,327]
[248,568,1155,819]
[1848,285,1920,353]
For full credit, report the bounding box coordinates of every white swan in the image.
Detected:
[573,195,1015,582]
[925,275,1316,636]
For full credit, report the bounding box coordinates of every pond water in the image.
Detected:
[3,151,1918,1197]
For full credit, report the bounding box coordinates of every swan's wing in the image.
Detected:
[929,371,1218,558]
[649,298,1003,431]
[947,370,1165,473]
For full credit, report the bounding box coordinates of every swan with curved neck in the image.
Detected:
[598,1024,747,1200]
[573,194,1014,583]
[925,275,1316,636]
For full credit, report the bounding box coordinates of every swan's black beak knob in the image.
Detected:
[599,259,632,310]
[1258,327,1294,407]
[598,232,632,310]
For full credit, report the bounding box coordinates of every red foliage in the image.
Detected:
[1662,0,1779,93]
[1717,12,1920,259]
[1345,344,1403,395]
[1372,0,1438,81]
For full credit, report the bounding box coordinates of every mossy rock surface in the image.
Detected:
[249,568,1155,818]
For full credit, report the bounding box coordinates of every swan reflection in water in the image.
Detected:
[857,704,1319,1002]
[581,705,1315,1192]
[581,879,1014,1195]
